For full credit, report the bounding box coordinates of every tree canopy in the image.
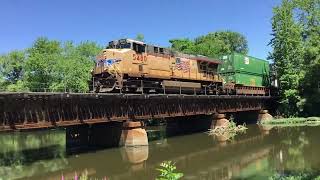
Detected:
[269,0,320,116]
[169,31,248,58]
[135,33,145,42]
[0,37,102,92]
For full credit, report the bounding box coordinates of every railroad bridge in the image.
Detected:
[0,92,273,146]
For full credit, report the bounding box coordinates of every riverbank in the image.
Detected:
[259,117,320,126]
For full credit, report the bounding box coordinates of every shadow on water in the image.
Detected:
[1,119,320,179]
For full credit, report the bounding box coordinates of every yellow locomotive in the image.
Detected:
[93,39,223,94]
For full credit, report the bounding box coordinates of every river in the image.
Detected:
[0,124,320,180]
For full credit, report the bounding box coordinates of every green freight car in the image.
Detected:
[218,53,270,87]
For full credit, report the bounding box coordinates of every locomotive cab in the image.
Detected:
[107,39,145,53]
[93,39,147,92]
[94,39,146,74]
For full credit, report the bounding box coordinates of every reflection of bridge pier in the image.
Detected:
[258,124,274,135]
[120,146,149,171]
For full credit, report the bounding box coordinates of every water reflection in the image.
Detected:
[1,125,320,179]
[258,124,274,135]
[0,129,66,180]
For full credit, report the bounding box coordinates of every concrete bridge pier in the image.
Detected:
[210,114,230,144]
[258,110,273,122]
[119,121,148,147]
[211,113,230,129]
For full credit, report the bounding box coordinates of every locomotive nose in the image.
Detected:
[94,57,107,74]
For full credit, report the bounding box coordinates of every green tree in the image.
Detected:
[50,41,101,92]
[169,38,195,54]
[170,31,248,58]
[22,37,102,92]
[295,0,320,115]
[0,55,6,90]
[136,33,145,42]
[0,37,102,93]
[0,50,27,91]
[269,0,320,116]
[269,0,305,116]
[25,37,62,91]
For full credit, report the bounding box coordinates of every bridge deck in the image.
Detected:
[0,92,272,131]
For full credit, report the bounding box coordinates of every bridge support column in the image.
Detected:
[258,110,273,122]
[119,121,148,147]
[211,114,229,129]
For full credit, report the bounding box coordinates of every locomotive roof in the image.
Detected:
[110,38,222,64]
[145,42,222,64]
[188,55,221,64]
[126,38,145,45]
[174,52,222,64]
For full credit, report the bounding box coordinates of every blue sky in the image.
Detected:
[0,0,280,59]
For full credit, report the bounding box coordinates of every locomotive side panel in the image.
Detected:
[172,57,191,80]
[144,54,172,79]
[171,58,221,82]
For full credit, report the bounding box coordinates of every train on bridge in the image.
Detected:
[93,39,270,95]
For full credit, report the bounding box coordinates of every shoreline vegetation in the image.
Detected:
[259,117,320,127]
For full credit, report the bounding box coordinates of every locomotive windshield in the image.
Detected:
[107,39,146,52]
[107,39,132,49]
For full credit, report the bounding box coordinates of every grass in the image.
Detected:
[259,117,320,127]
[269,173,320,180]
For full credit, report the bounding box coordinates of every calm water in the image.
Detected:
[1,124,320,180]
